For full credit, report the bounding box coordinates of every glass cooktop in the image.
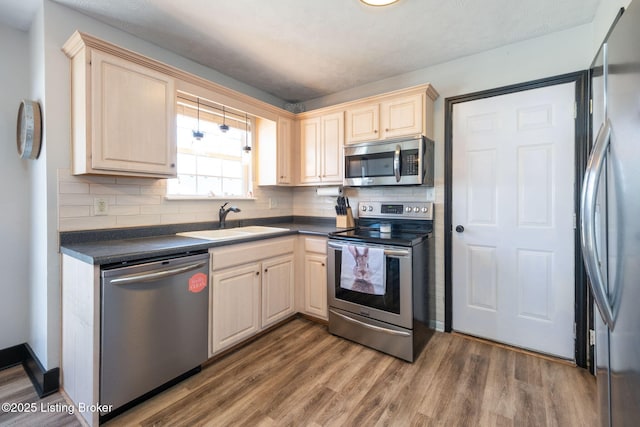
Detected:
[329,227,431,247]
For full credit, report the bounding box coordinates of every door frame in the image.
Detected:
[443,71,590,367]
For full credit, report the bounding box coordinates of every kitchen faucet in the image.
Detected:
[219,202,241,229]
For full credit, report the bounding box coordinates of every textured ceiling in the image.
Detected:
[0,0,601,103]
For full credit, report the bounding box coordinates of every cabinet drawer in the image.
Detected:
[304,237,327,254]
[211,237,295,271]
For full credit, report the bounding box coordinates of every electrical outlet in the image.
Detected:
[94,197,109,216]
[269,198,278,209]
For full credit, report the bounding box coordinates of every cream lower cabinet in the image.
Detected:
[209,237,295,356]
[210,263,261,355]
[298,236,328,320]
[261,255,296,328]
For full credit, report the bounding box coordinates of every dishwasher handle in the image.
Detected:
[109,261,208,286]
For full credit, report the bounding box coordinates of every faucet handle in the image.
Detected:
[220,202,229,210]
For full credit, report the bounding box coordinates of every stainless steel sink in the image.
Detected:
[177,226,289,241]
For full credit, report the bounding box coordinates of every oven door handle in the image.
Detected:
[329,309,411,337]
[328,242,409,257]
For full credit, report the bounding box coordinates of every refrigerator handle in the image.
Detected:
[580,119,615,330]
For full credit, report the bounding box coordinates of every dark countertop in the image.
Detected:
[60,219,347,265]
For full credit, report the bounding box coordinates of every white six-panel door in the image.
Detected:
[452,83,576,359]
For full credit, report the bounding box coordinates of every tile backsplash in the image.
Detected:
[57,169,293,231]
[58,169,436,231]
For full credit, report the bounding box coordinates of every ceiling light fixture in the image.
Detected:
[192,97,204,140]
[220,106,229,133]
[243,113,251,153]
[360,0,400,6]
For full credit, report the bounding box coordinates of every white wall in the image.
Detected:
[0,24,31,350]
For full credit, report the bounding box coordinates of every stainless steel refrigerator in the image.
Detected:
[582,1,640,426]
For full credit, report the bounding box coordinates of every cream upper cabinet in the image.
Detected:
[299,112,343,185]
[276,116,294,184]
[257,116,295,186]
[345,102,380,143]
[63,32,177,178]
[299,117,321,184]
[344,86,438,144]
[380,93,424,139]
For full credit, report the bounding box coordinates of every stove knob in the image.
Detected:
[405,206,412,213]
[413,207,420,213]
[422,207,429,213]
[361,205,367,212]
[368,205,374,211]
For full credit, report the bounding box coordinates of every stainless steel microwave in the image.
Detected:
[343,135,434,187]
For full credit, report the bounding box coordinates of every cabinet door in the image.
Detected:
[91,49,176,176]
[211,263,260,355]
[277,116,293,184]
[380,93,424,139]
[299,117,322,184]
[261,254,295,328]
[304,254,328,319]
[345,102,380,144]
[320,112,344,183]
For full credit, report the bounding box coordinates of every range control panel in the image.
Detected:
[358,201,434,220]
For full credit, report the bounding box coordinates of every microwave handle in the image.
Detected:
[394,144,401,182]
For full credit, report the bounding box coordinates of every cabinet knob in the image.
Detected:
[321,263,325,267]
[264,268,268,273]
[374,129,378,133]
[255,271,260,276]
[170,163,176,168]
[385,128,389,132]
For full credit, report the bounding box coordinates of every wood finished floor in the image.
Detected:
[0,317,597,426]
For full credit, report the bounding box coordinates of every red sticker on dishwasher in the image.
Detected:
[188,273,207,293]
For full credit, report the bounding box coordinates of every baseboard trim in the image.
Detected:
[0,343,59,398]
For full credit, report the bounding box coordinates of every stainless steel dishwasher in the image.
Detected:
[100,251,209,419]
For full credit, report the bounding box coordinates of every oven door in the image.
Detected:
[327,240,413,328]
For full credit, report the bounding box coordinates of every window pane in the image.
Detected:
[222,159,242,178]
[168,93,253,197]
[197,156,222,177]
[222,178,242,196]
[197,176,222,196]
[177,153,197,175]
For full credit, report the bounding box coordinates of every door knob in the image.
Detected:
[455,225,464,233]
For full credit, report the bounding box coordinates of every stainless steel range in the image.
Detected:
[327,201,435,362]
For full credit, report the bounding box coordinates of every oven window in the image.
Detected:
[334,251,401,314]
